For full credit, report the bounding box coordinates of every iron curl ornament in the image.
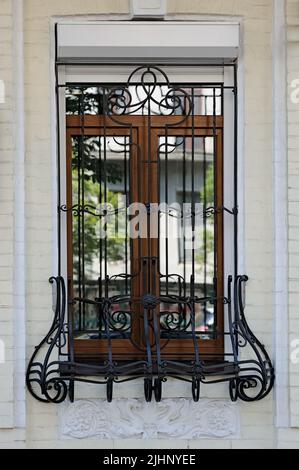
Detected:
[26,274,275,403]
[26,61,274,404]
[26,276,69,403]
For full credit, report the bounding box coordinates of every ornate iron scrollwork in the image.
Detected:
[26,276,69,403]
[26,60,274,404]
[228,276,275,402]
[26,274,274,403]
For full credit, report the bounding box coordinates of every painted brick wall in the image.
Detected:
[0,0,294,449]
[277,0,299,448]
[0,0,26,447]
[0,0,15,430]
[21,0,275,449]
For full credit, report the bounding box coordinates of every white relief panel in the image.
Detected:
[60,399,240,440]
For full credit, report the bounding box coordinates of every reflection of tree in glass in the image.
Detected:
[73,137,123,186]
[72,177,126,278]
[68,87,128,278]
[72,148,126,281]
[196,163,214,279]
[66,86,104,116]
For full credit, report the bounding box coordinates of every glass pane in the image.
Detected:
[66,86,104,115]
[71,135,131,339]
[159,136,216,339]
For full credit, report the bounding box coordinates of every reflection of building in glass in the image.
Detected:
[68,85,220,337]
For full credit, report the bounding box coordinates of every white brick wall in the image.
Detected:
[0,0,15,430]
[23,0,275,449]
[287,0,299,436]
[1,0,298,448]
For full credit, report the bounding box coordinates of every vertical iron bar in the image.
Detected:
[191,88,195,300]
[103,89,108,293]
[182,137,186,299]
[212,87,217,339]
[54,25,62,350]
[129,125,133,287]
[233,64,238,279]
[233,64,239,355]
[147,74,152,294]
[77,92,83,331]
[157,130,161,295]
[98,102,103,333]
[54,24,63,351]
[80,90,86,331]
[165,127,169,295]
[124,135,128,294]
[54,66,61,277]
[203,136,207,329]
[137,118,142,291]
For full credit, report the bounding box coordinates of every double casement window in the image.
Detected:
[65,68,224,364]
[26,23,274,403]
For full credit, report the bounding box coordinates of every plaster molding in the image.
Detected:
[60,399,240,440]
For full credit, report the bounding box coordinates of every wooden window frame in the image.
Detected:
[66,114,224,363]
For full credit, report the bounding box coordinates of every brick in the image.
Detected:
[0,0,295,450]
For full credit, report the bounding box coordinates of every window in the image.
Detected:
[26,60,274,404]
[64,68,224,363]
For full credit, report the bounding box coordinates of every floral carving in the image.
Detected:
[60,398,240,440]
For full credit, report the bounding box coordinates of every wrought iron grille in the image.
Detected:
[26,57,274,403]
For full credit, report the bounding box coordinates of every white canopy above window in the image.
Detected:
[56,21,240,63]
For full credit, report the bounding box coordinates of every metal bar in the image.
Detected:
[191,88,195,299]
[203,135,207,329]
[147,69,152,290]
[56,60,237,67]
[233,63,238,278]
[233,64,239,355]
[77,130,82,331]
[124,136,128,294]
[165,126,169,295]
[212,86,218,338]
[98,122,103,333]
[103,90,108,294]
[61,82,233,88]
[182,137,186,299]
